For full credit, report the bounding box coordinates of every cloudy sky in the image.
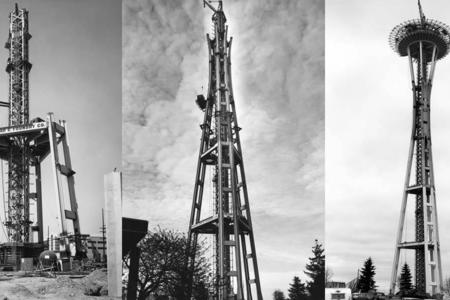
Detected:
[0,0,121,240]
[326,0,450,293]
[123,0,324,297]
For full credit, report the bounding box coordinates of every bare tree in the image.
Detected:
[123,227,212,300]
[442,276,450,295]
[325,267,334,286]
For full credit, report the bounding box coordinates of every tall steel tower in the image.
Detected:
[5,3,32,242]
[389,1,449,295]
[187,1,263,299]
[0,5,82,264]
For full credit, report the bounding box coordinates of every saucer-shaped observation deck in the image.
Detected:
[389,18,450,62]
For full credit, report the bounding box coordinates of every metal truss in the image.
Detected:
[1,5,82,254]
[4,4,32,242]
[187,1,262,299]
[0,114,82,251]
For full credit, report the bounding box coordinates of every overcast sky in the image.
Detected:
[326,0,450,293]
[123,0,324,297]
[0,0,121,240]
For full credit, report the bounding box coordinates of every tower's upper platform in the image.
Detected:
[389,18,450,61]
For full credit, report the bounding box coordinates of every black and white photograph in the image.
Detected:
[326,0,450,299]
[123,0,324,299]
[0,0,121,299]
[9,0,450,299]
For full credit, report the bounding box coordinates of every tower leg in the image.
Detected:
[228,117,244,300]
[429,150,444,293]
[237,162,263,299]
[47,113,67,235]
[187,101,213,298]
[60,120,82,253]
[240,234,252,300]
[390,134,414,293]
[35,161,43,243]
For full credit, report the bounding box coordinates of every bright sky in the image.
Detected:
[0,0,121,240]
[123,0,324,298]
[326,0,450,293]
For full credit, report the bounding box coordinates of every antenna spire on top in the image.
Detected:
[203,0,223,13]
[418,0,426,24]
[14,3,19,14]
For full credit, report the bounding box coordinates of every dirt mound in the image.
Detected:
[0,271,111,299]
[37,276,83,296]
[81,268,108,296]
[6,283,37,298]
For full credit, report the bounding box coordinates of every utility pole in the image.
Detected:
[101,208,106,262]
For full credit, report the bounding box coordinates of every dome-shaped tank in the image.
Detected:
[39,250,58,269]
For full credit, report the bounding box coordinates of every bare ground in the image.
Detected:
[0,272,115,300]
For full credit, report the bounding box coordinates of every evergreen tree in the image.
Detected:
[357,257,376,292]
[273,289,286,300]
[304,239,325,300]
[399,263,413,293]
[288,276,307,300]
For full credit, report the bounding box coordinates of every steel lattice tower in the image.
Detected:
[188,1,263,299]
[0,5,82,261]
[5,4,32,242]
[389,1,449,295]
